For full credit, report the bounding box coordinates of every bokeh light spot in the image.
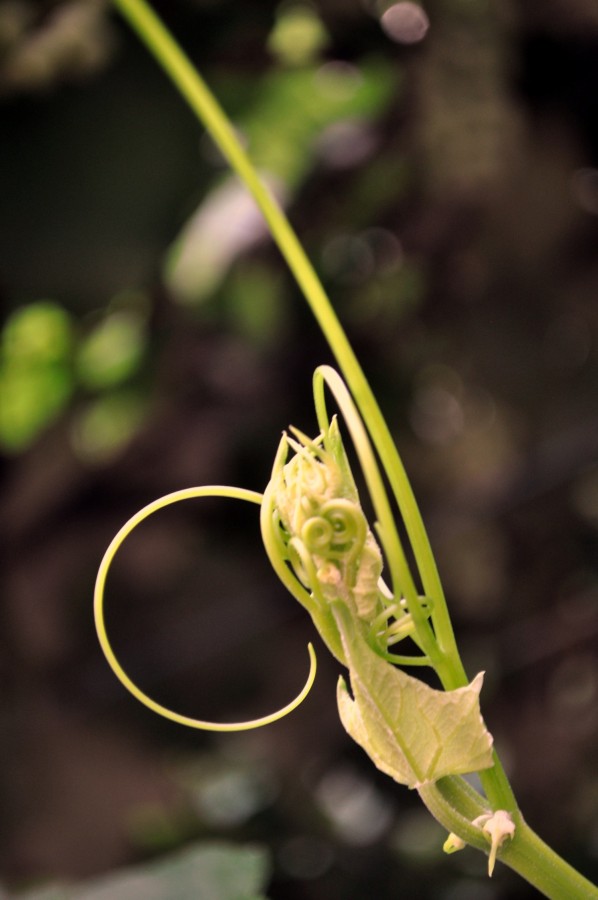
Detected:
[381,2,430,45]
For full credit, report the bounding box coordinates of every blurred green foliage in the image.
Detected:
[165,58,397,304]
[238,60,396,187]
[76,301,148,392]
[0,301,74,452]
[71,388,147,464]
[17,842,270,900]
[0,293,149,459]
[267,3,330,67]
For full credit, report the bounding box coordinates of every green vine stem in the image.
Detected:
[104,1,597,895]
[419,782,598,900]
[499,816,598,900]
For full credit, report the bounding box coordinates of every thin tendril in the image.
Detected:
[312,366,444,669]
[94,486,317,730]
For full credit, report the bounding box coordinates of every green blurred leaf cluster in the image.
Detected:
[0,301,74,453]
[267,3,330,68]
[0,293,149,460]
[240,59,396,187]
[166,58,397,306]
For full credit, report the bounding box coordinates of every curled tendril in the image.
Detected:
[301,515,334,554]
[321,499,367,559]
[301,499,367,563]
[94,486,317,731]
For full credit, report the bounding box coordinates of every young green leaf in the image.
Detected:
[334,602,494,788]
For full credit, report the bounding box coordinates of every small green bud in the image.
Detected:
[271,423,384,624]
[443,832,467,854]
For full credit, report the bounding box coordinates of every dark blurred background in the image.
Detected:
[1,0,598,897]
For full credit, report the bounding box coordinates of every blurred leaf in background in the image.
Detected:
[165,58,397,304]
[0,0,114,95]
[0,301,74,452]
[15,841,270,900]
[76,293,148,392]
[267,2,330,67]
